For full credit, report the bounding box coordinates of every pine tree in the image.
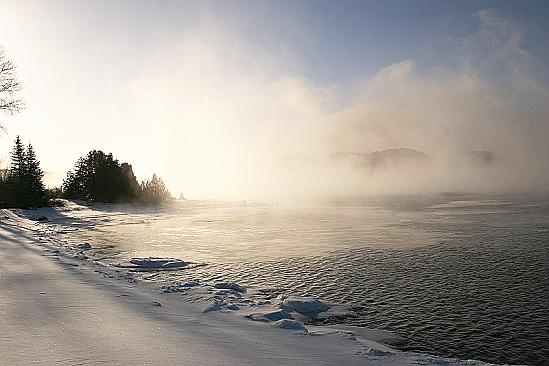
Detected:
[9,135,25,182]
[63,150,143,203]
[25,143,47,206]
[140,174,172,204]
[5,137,48,207]
[120,162,141,200]
[7,136,27,207]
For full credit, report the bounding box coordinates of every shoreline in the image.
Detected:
[0,207,493,365]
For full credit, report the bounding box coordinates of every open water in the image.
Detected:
[62,193,549,365]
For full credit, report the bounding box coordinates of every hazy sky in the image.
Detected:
[0,0,548,198]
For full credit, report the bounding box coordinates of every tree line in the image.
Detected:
[0,48,172,208]
[0,136,47,208]
[0,136,173,208]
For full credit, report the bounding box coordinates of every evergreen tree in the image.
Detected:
[24,143,47,206]
[7,136,27,207]
[140,174,172,204]
[9,135,25,182]
[120,162,141,199]
[4,136,48,207]
[63,150,172,205]
[63,150,141,203]
[0,168,9,207]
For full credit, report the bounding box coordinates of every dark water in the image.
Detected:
[63,194,549,365]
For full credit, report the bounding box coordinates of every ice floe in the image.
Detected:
[213,282,246,293]
[161,281,200,293]
[75,242,92,250]
[247,309,294,322]
[279,296,331,314]
[117,257,189,270]
[272,319,308,332]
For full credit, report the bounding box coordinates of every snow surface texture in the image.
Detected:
[0,205,497,365]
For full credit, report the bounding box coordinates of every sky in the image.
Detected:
[0,0,548,199]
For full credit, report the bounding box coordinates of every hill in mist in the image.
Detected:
[330,148,428,170]
[459,151,496,166]
[284,148,498,171]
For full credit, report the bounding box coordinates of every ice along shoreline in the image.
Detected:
[1,203,497,365]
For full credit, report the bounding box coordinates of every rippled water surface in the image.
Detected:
[63,194,549,365]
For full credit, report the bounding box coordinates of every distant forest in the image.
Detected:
[0,136,173,208]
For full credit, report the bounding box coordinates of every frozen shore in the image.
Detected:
[0,205,494,365]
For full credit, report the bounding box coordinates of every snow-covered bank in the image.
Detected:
[0,206,495,365]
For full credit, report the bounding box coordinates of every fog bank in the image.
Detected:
[156,10,549,199]
[2,5,548,199]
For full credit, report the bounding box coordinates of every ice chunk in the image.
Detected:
[280,297,330,314]
[314,304,358,323]
[202,297,241,313]
[272,319,307,331]
[213,282,246,293]
[225,304,240,311]
[248,309,294,322]
[263,309,294,321]
[203,299,223,313]
[73,251,88,260]
[364,348,394,357]
[182,281,200,287]
[76,242,92,250]
[129,257,187,269]
[162,281,200,293]
[215,289,243,298]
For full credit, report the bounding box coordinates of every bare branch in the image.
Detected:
[0,47,25,116]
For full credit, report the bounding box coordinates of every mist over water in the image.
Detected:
[145,9,549,200]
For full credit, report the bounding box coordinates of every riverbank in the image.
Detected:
[0,208,492,365]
